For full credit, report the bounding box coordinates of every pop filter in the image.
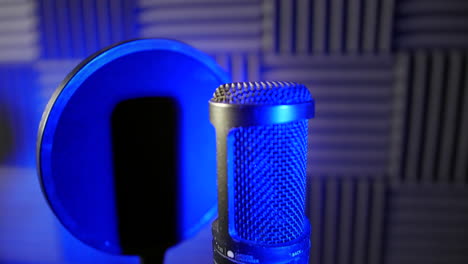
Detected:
[36,39,230,261]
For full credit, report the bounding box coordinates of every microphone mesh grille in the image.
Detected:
[230,120,308,245]
[211,81,312,104]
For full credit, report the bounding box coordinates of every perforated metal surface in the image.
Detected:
[211,81,312,105]
[229,120,308,245]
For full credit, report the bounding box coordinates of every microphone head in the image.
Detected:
[210,81,314,263]
[210,81,312,105]
[213,81,313,245]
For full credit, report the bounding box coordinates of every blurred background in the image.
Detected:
[1,0,468,263]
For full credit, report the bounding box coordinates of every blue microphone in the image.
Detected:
[209,81,315,264]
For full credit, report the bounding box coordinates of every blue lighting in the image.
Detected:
[38,39,231,255]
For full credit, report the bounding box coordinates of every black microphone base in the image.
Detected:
[211,220,311,264]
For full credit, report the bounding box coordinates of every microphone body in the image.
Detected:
[209,82,315,264]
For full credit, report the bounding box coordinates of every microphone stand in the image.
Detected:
[140,249,166,264]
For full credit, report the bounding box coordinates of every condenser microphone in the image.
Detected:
[209,81,315,264]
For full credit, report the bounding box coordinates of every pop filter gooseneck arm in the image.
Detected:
[141,252,165,264]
